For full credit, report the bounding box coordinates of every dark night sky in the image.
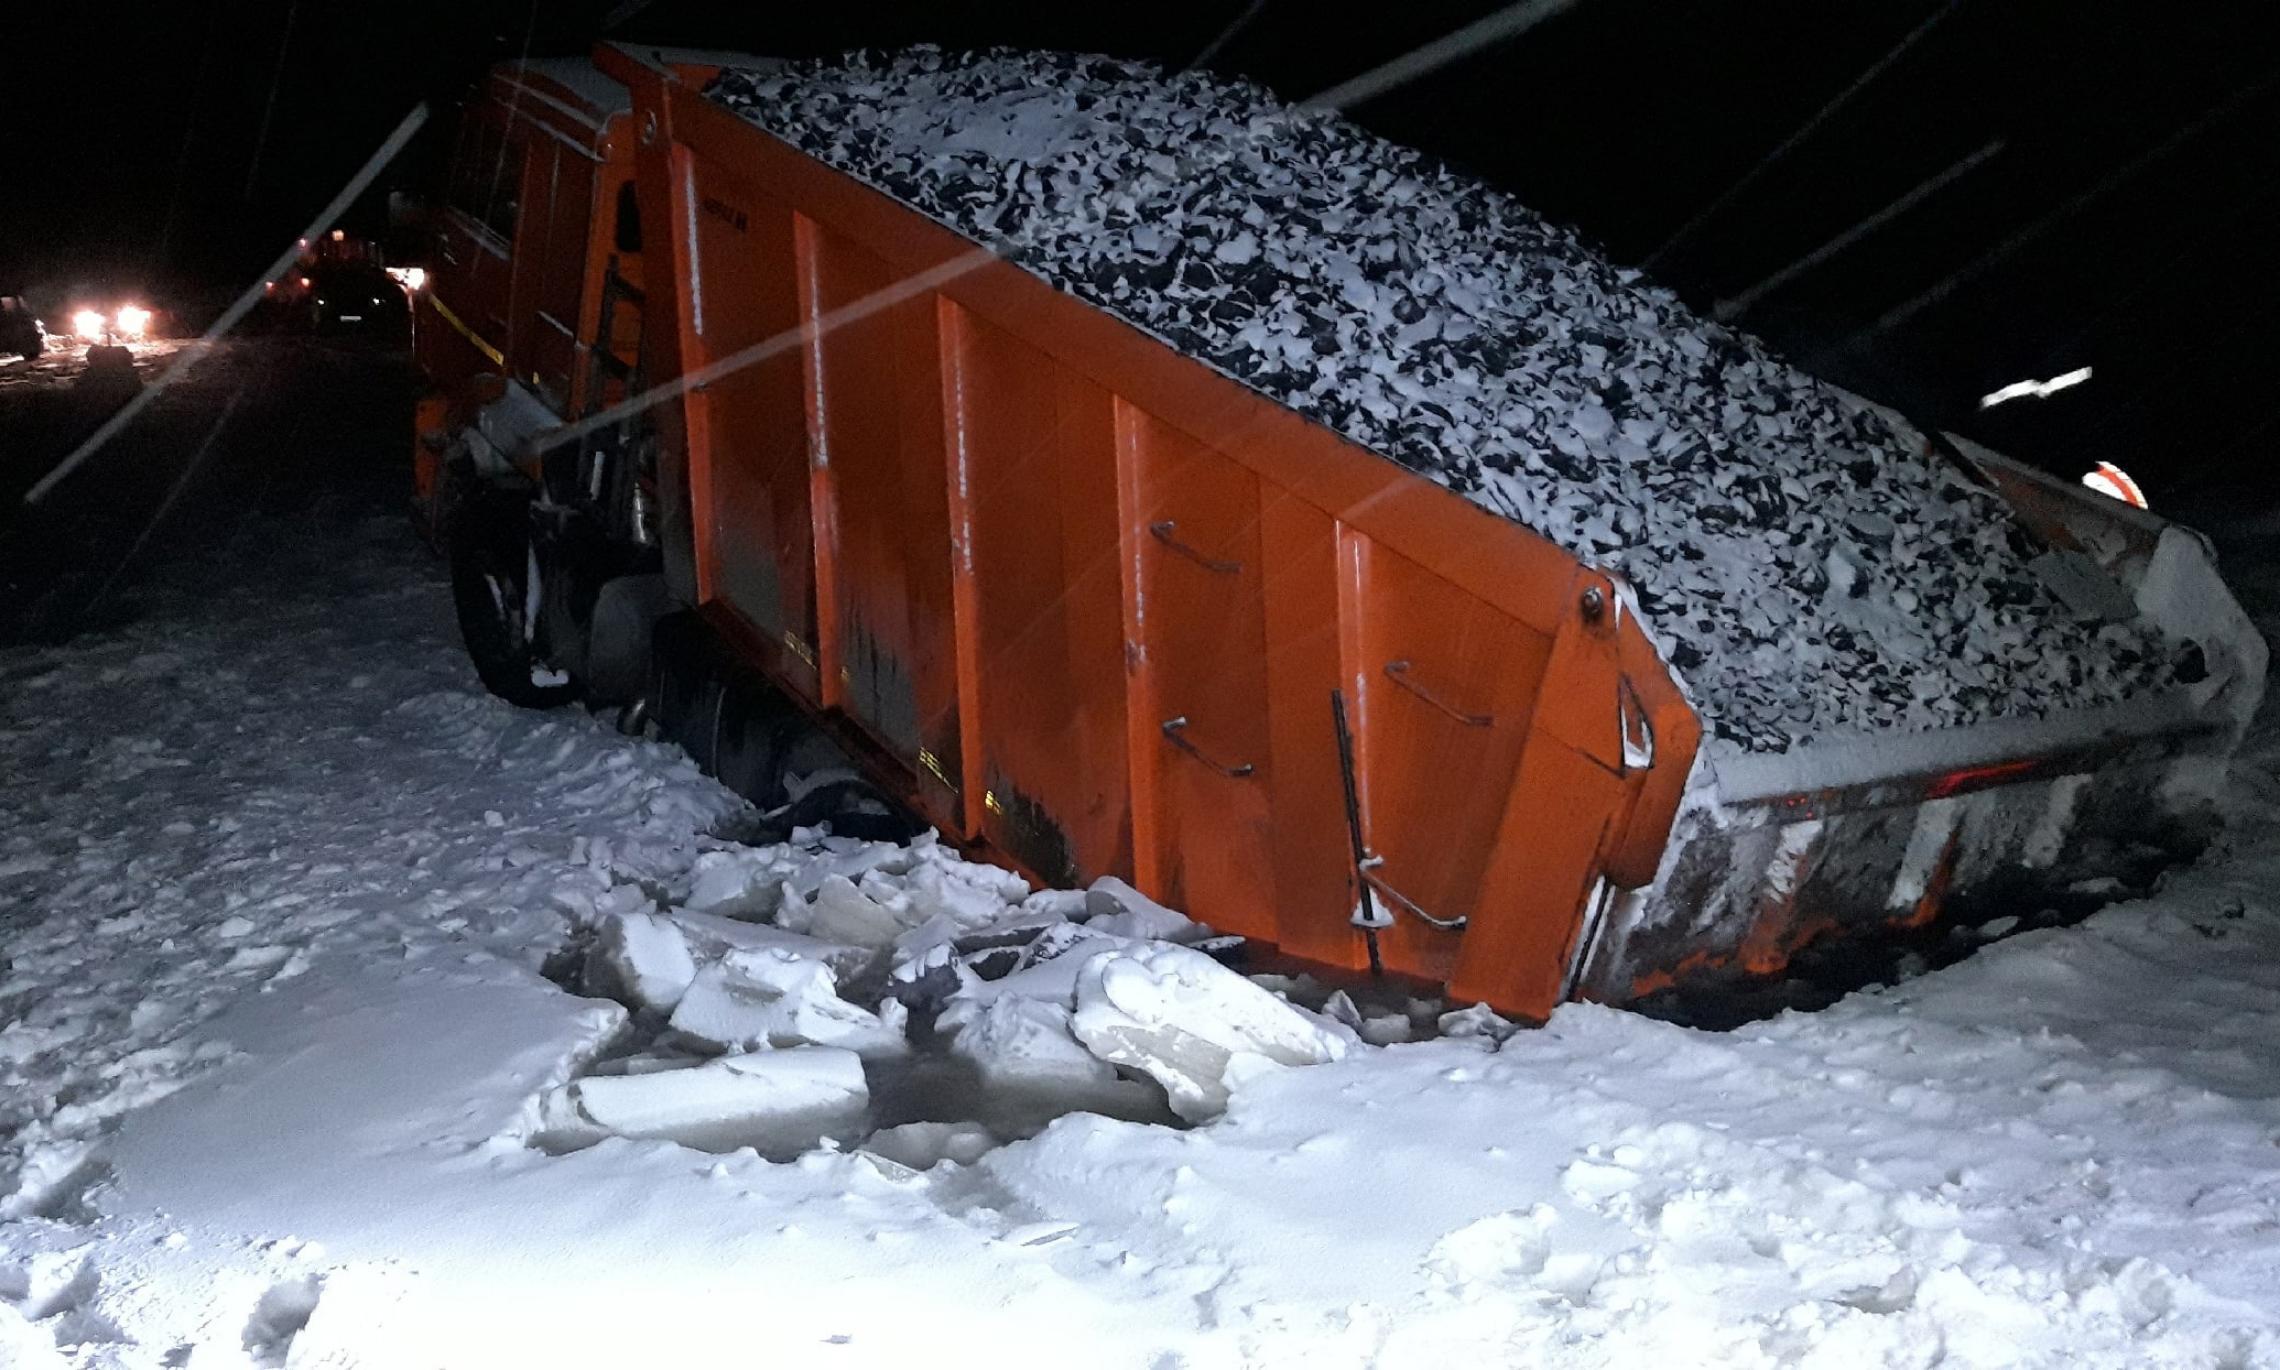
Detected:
[4,1,2272,513]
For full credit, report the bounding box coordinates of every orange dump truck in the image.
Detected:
[412,47,2265,1021]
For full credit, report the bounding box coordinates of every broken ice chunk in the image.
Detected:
[1437,1002,1520,1045]
[1082,876,1210,943]
[803,873,916,949]
[940,994,1162,1120]
[1320,989,1413,1046]
[684,848,790,919]
[537,1048,867,1155]
[956,923,1149,1009]
[903,859,1024,931]
[584,1049,712,1077]
[1070,943,1348,1121]
[668,947,907,1057]
[861,1121,998,1172]
[667,908,876,982]
[1021,889,1092,920]
[583,909,699,1014]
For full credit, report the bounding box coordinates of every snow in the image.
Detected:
[0,337,186,398]
[5,506,2280,1365]
[705,51,2179,755]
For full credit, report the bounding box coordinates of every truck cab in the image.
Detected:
[412,57,646,536]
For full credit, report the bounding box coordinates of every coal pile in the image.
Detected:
[707,50,2174,755]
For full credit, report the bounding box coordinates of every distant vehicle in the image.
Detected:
[0,296,43,360]
[65,301,154,347]
[309,261,408,335]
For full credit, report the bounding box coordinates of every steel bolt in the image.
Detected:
[1580,586,1606,620]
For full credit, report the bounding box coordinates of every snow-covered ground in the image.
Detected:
[6,507,2280,1367]
[0,339,187,397]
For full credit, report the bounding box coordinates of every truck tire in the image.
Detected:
[713,675,796,806]
[449,488,580,709]
[772,776,921,844]
[584,573,671,704]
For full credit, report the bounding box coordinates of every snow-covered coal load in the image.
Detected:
[707,50,2175,754]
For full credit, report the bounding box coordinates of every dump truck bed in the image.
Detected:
[587,44,2261,1019]
[704,50,2183,757]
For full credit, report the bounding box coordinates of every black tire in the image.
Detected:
[714,679,795,806]
[775,777,922,844]
[448,488,581,709]
[646,615,709,752]
[673,672,726,772]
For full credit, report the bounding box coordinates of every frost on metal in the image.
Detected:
[706,50,2176,754]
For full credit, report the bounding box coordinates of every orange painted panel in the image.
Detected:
[1449,740,1625,1017]
[1127,411,1277,938]
[805,228,961,794]
[682,166,818,694]
[1257,490,1366,967]
[529,148,593,409]
[1353,536,1557,982]
[1446,582,1699,1016]
[948,306,1132,887]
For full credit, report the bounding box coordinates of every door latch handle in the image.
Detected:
[1384,660,1492,728]
[1161,716,1255,778]
[1149,521,1242,574]
[1362,866,1469,932]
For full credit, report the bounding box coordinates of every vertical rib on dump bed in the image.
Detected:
[602,47,1701,1019]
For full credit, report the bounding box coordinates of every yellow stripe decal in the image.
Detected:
[426,292,505,368]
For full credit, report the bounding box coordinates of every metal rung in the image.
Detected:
[1149,521,1242,574]
[1161,716,1255,778]
[1385,659,1492,727]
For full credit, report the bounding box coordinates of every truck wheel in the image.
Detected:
[773,777,920,844]
[449,490,580,709]
[714,678,795,806]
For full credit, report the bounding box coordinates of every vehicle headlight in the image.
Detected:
[114,305,150,339]
[72,309,106,341]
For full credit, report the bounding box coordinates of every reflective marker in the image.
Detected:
[2080,461,2147,509]
[1980,365,2092,409]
